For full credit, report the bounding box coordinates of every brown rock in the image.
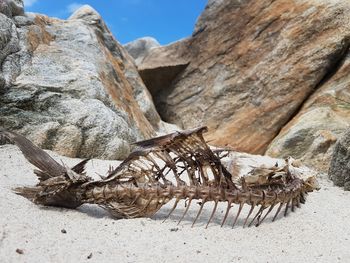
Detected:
[266,50,350,172]
[142,0,350,155]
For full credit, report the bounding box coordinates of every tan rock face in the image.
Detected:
[142,0,350,155]
[266,51,350,172]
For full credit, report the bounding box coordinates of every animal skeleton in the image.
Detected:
[0,127,319,228]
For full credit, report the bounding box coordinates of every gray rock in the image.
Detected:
[13,13,34,26]
[0,12,20,94]
[69,5,161,128]
[0,13,20,67]
[7,0,24,16]
[0,74,4,88]
[0,5,162,159]
[0,0,24,17]
[124,37,160,66]
[329,129,350,190]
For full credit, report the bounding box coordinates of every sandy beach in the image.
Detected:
[1,144,350,263]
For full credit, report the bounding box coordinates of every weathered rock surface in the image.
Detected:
[266,50,350,172]
[329,129,350,190]
[0,3,162,159]
[141,0,350,156]
[124,36,160,66]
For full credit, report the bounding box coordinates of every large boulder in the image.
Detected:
[266,51,350,172]
[0,4,163,159]
[329,129,350,190]
[141,0,350,155]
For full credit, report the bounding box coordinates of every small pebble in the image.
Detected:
[61,229,67,234]
[16,249,24,254]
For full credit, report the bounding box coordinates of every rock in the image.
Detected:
[266,50,350,172]
[69,6,161,129]
[13,13,35,27]
[141,0,350,155]
[0,13,20,68]
[0,0,24,18]
[329,129,350,190]
[7,0,24,17]
[124,37,160,65]
[0,5,163,159]
[138,38,190,105]
[0,9,21,96]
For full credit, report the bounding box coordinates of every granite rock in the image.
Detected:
[124,36,160,66]
[329,129,350,190]
[0,5,162,159]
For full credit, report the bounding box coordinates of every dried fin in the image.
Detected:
[205,200,218,229]
[243,203,255,228]
[163,198,180,223]
[178,198,193,225]
[272,202,284,222]
[192,198,207,227]
[232,203,243,228]
[1,130,91,208]
[291,198,296,212]
[0,130,66,178]
[13,186,41,201]
[296,196,301,208]
[257,203,276,226]
[221,201,233,227]
[300,192,306,204]
[71,159,90,174]
[248,205,265,227]
[284,199,291,217]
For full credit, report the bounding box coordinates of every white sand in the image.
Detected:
[1,144,350,263]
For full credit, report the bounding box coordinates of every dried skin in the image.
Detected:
[0,127,320,228]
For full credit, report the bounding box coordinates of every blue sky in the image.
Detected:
[23,0,207,45]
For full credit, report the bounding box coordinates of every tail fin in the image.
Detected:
[0,129,66,178]
[1,129,91,208]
